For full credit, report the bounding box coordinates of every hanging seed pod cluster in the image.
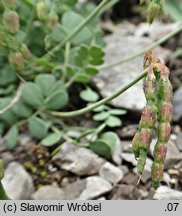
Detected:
[132,51,173,188]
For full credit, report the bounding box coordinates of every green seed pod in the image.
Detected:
[139,105,157,128]
[0,29,6,46]
[9,52,24,70]
[137,149,148,174]
[147,1,162,24]
[2,10,19,34]
[132,132,140,159]
[36,2,48,21]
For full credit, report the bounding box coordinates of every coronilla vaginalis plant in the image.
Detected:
[132,51,173,188]
[0,0,182,198]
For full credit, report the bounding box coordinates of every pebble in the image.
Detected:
[154,186,182,200]
[2,162,34,199]
[31,186,65,200]
[79,176,112,200]
[99,162,124,184]
[53,143,105,176]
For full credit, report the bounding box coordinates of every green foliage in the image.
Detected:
[90,131,119,158]
[165,0,182,22]
[5,125,19,150]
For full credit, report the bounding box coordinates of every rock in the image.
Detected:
[154,186,182,200]
[117,124,138,139]
[175,132,182,151]
[121,153,153,172]
[31,186,65,200]
[173,87,182,121]
[165,139,182,169]
[97,197,106,200]
[63,180,87,200]
[2,162,34,199]
[110,184,141,200]
[119,165,129,176]
[111,136,122,165]
[19,133,35,150]
[0,137,6,152]
[121,140,133,153]
[79,176,112,200]
[93,31,171,111]
[1,152,14,166]
[133,168,151,183]
[53,143,105,176]
[99,162,124,184]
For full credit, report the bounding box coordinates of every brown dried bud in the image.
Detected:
[153,142,167,162]
[3,10,19,34]
[9,52,24,70]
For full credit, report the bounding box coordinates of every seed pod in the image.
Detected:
[36,2,48,21]
[2,10,19,34]
[0,29,6,46]
[132,56,158,174]
[2,0,17,9]
[147,0,162,24]
[151,62,173,188]
[9,52,24,70]
[151,162,164,188]
[47,11,59,30]
[21,44,32,59]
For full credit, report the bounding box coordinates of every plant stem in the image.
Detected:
[0,182,10,200]
[43,0,111,58]
[50,67,148,117]
[100,24,182,70]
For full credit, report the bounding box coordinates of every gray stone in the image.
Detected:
[1,152,14,166]
[154,186,182,200]
[94,32,170,111]
[63,180,87,200]
[53,143,105,176]
[173,86,182,121]
[111,136,122,165]
[2,162,34,199]
[165,139,182,169]
[121,140,133,153]
[99,162,124,184]
[175,132,182,151]
[118,124,138,139]
[31,186,65,200]
[79,176,112,200]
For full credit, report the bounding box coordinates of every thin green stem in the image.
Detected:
[43,0,111,58]
[50,67,148,117]
[100,24,182,70]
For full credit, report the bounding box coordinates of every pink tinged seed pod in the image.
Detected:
[151,162,164,188]
[158,122,171,143]
[154,142,167,162]
[3,10,19,34]
[160,80,173,102]
[140,105,157,128]
[3,0,17,9]
[143,78,157,100]
[9,52,24,70]
[48,11,59,29]
[159,102,173,122]
[139,128,152,149]
[156,64,170,81]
